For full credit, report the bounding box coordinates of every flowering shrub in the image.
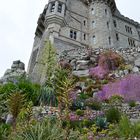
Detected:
[98,50,124,70]
[89,66,109,79]
[89,50,124,79]
[97,74,140,101]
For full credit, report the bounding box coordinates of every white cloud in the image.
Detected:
[0,0,139,77]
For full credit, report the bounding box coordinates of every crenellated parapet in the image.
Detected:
[81,0,116,13]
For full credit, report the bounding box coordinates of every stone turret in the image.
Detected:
[88,0,116,48]
[82,0,116,12]
[44,0,66,43]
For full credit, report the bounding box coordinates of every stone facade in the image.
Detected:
[28,0,140,83]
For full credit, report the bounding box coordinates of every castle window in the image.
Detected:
[116,33,119,41]
[84,34,86,40]
[92,35,96,44]
[50,3,55,12]
[92,21,95,28]
[74,31,77,40]
[138,31,140,39]
[105,9,107,15]
[107,22,109,29]
[125,25,132,34]
[91,8,95,15]
[70,30,77,40]
[113,20,117,27]
[109,37,111,45]
[128,38,135,47]
[58,3,62,13]
[84,20,86,26]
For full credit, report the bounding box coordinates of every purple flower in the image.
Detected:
[89,66,109,79]
[97,74,140,101]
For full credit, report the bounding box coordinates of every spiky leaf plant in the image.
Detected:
[39,86,57,107]
[14,118,80,140]
[8,92,25,130]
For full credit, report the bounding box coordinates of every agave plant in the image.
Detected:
[39,86,58,107]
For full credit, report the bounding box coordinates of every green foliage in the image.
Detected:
[14,118,80,140]
[41,41,57,81]
[117,116,132,138]
[76,109,84,116]
[0,83,17,114]
[70,99,85,111]
[109,95,124,105]
[86,101,101,111]
[106,107,121,123]
[0,83,17,94]
[8,93,25,119]
[18,101,33,123]
[79,92,89,100]
[16,79,41,105]
[0,123,11,140]
[101,79,108,85]
[82,119,94,128]
[53,67,76,111]
[117,116,140,139]
[96,117,107,129]
[8,92,25,129]
[39,85,57,107]
[128,100,137,107]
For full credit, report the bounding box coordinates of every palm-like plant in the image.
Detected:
[53,67,76,115]
[8,92,24,130]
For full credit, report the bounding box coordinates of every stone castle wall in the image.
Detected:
[27,0,140,83]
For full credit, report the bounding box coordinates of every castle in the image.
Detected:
[28,0,140,83]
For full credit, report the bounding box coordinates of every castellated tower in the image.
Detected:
[88,0,116,48]
[28,0,140,83]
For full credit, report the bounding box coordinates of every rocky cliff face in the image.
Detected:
[0,60,26,84]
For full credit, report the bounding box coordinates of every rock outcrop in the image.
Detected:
[60,46,140,78]
[0,60,26,84]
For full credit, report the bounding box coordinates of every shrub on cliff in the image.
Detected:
[98,50,124,71]
[89,50,124,79]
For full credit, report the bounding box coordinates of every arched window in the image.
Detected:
[107,22,109,29]
[91,8,95,15]
[116,33,119,41]
[92,35,96,44]
[58,3,62,13]
[109,37,111,45]
[84,20,86,26]
[92,21,95,28]
[105,9,107,15]
[50,3,55,12]
[84,34,86,40]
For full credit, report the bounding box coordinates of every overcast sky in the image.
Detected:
[0,0,140,77]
